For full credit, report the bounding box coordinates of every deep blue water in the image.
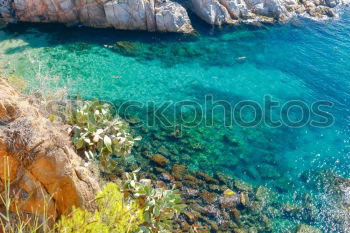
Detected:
[1,9,350,231]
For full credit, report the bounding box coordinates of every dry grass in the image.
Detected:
[0,157,54,233]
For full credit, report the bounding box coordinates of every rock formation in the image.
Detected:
[0,79,100,220]
[190,0,350,25]
[1,0,348,32]
[0,0,194,33]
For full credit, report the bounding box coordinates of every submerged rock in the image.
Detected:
[197,172,220,184]
[234,179,253,192]
[295,224,322,233]
[172,164,187,180]
[220,193,240,209]
[151,154,169,166]
[200,191,218,204]
[254,186,274,205]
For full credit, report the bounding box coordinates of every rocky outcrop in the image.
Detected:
[0,79,100,220]
[0,0,349,31]
[190,0,349,25]
[0,0,194,33]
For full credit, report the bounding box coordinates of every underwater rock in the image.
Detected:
[200,191,218,204]
[282,204,303,218]
[151,154,169,166]
[233,229,246,233]
[234,179,253,192]
[202,204,221,217]
[157,145,171,156]
[113,41,141,56]
[215,172,233,185]
[184,174,204,187]
[197,172,220,184]
[254,186,274,205]
[249,201,264,214]
[273,176,294,193]
[295,224,322,233]
[208,184,222,192]
[220,193,240,209]
[179,220,191,231]
[256,163,281,178]
[231,208,241,225]
[240,192,249,206]
[160,171,174,182]
[172,164,188,180]
[183,211,198,224]
[210,221,219,231]
[182,188,200,198]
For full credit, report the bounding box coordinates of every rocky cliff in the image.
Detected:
[0,79,99,220]
[0,0,349,32]
[191,0,349,25]
[0,0,194,33]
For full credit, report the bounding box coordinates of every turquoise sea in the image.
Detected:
[1,9,350,231]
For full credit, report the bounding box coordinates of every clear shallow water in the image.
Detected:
[1,10,350,231]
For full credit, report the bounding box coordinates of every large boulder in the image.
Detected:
[155,0,194,33]
[0,79,100,220]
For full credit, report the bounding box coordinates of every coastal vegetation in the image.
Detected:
[0,78,186,232]
[67,99,140,172]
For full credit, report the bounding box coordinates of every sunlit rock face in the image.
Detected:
[190,0,348,25]
[0,0,195,33]
[0,79,100,220]
[0,0,348,31]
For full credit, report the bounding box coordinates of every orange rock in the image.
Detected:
[0,79,100,221]
[0,155,19,181]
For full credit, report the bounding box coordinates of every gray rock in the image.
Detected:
[0,0,348,32]
[1,0,194,33]
[190,0,347,25]
[191,0,232,25]
[155,1,194,33]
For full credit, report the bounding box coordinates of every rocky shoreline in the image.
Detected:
[2,76,350,232]
[0,0,349,33]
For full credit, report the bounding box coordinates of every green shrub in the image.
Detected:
[56,183,144,233]
[121,171,186,232]
[56,179,186,233]
[67,100,141,171]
